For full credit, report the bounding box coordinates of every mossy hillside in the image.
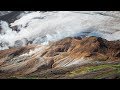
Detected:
[68,63,120,78]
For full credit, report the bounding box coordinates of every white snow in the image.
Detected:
[1,11,120,50]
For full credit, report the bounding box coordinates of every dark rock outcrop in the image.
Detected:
[0,11,23,23]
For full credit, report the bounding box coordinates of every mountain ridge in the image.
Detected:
[0,36,120,79]
[1,11,120,79]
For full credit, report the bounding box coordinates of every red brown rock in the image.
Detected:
[0,36,120,77]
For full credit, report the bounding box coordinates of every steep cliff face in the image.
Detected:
[0,36,120,79]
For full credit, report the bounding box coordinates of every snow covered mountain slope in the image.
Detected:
[1,11,120,50]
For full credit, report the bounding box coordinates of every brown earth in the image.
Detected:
[0,36,120,79]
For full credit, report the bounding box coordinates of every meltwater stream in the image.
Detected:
[1,11,120,50]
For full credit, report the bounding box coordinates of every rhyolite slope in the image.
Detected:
[0,36,120,79]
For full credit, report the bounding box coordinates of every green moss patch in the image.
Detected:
[68,63,120,78]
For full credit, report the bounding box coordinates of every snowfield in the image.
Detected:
[1,11,120,50]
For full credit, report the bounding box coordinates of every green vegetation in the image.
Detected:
[6,63,120,79]
[68,65,110,77]
[68,63,120,79]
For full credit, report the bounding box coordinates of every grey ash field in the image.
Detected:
[0,11,120,79]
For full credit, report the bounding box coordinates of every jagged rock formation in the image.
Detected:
[42,36,120,61]
[0,36,120,79]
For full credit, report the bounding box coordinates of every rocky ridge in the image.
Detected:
[0,36,120,79]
